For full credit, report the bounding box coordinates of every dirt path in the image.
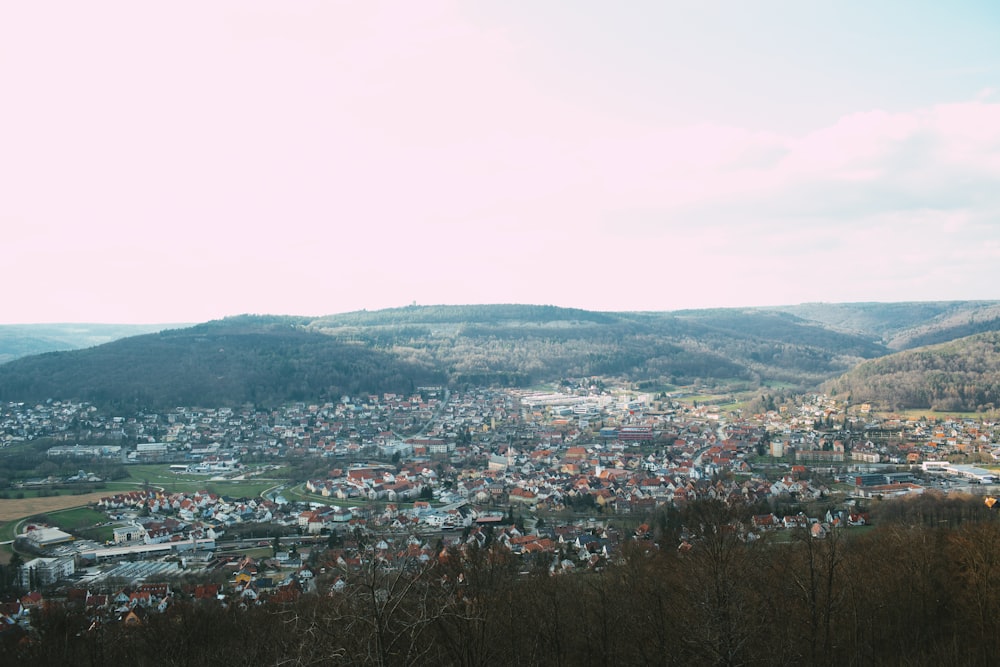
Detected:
[0,491,111,523]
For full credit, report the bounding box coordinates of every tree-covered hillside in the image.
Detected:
[9,302,992,411]
[0,316,444,411]
[825,331,1000,412]
[0,305,890,409]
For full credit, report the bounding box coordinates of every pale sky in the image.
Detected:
[2,1,999,323]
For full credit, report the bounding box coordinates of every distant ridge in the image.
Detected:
[2,302,1000,410]
[772,300,1000,349]
[0,323,187,364]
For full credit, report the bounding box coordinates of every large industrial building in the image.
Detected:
[21,525,74,549]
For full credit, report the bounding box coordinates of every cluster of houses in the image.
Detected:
[10,384,1000,605]
[98,489,275,526]
[10,387,1000,478]
[750,509,869,539]
[1,400,104,446]
[0,581,229,642]
[757,395,1000,463]
[305,464,432,503]
[0,517,629,644]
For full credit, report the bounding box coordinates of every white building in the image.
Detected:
[113,523,148,544]
[22,526,74,549]
[18,556,75,588]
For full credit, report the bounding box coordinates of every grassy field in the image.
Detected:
[232,547,272,559]
[118,464,287,498]
[0,521,18,542]
[0,491,114,562]
[42,506,107,530]
[0,467,291,560]
[42,506,116,542]
[281,484,324,504]
[761,381,799,390]
[880,408,987,421]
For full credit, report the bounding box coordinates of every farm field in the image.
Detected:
[878,408,988,421]
[0,465,291,525]
[0,467,290,561]
[42,506,107,530]
[0,491,115,523]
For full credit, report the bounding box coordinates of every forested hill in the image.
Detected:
[0,318,446,411]
[824,331,1000,412]
[0,305,882,410]
[1,302,997,411]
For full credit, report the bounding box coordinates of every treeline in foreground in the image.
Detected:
[12,498,1000,667]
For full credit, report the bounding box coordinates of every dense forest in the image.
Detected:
[0,318,445,412]
[10,495,1000,666]
[4,302,1000,411]
[0,307,888,410]
[825,331,1000,412]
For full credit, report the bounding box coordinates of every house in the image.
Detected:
[129,591,152,608]
[848,512,868,527]
[121,606,148,626]
[20,592,44,610]
[509,487,538,507]
[234,569,255,586]
[85,593,109,611]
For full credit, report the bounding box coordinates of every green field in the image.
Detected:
[678,392,741,407]
[43,506,115,542]
[43,506,107,530]
[0,521,17,542]
[761,381,798,390]
[119,464,287,498]
[281,484,323,504]
[0,525,15,562]
[0,506,112,561]
[881,408,987,421]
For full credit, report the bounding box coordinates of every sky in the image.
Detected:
[2,1,1000,323]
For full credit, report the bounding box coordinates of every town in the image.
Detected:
[4,379,1000,631]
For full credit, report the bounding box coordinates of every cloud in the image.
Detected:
[588,100,1000,217]
[2,2,1000,320]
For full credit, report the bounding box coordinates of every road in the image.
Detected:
[689,421,728,473]
[394,389,451,440]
